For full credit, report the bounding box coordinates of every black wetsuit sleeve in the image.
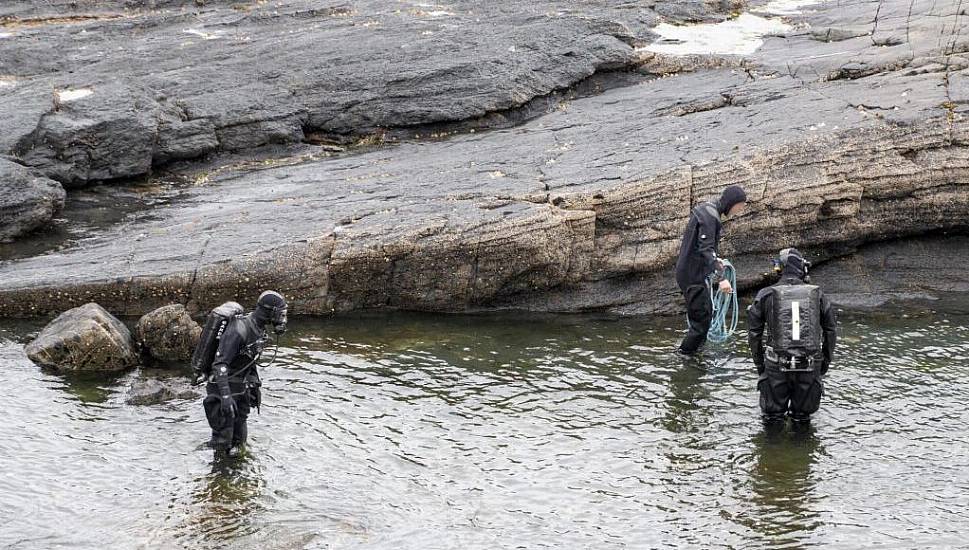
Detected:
[212,327,244,396]
[696,209,722,278]
[819,292,837,372]
[747,289,769,372]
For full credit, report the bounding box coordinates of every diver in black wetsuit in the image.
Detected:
[747,249,837,425]
[201,291,287,454]
[674,185,747,355]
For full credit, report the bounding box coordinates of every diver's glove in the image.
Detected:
[191,368,203,386]
[820,360,830,376]
[220,395,237,418]
[755,361,765,375]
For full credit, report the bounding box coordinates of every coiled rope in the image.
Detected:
[706,259,739,343]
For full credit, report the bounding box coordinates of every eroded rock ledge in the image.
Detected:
[0,0,966,317]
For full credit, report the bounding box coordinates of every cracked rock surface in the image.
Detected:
[0,0,967,317]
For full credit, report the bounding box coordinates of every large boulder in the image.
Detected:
[135,304,202,363]
[0,158,65,242]
[25,303,138,371]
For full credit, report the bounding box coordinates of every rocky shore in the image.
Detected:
[0,0,966,317]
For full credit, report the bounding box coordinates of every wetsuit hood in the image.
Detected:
[779,248,809,280]
[718,185,747,215]
[253,290,288,334]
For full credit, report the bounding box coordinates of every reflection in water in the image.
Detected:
[663,361,710,434]
[745,423,824,549]
[0,179,187,262]
[0,312,968,549]
[51,370,128,404]
[186,452,266,542]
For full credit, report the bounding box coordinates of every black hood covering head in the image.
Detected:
[253,290,288,333]
[718,185,747,215]
[779,248,809,279]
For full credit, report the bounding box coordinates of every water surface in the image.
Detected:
[1,312,967,549]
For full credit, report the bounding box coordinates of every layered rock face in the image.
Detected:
[811,235,969,310]
[0,0,966,317]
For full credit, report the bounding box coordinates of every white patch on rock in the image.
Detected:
[643,14,791,56]
[184,28,222,40]
[752,0,821,16]
[57,88,94,102]
[0,76,16,88]
[641,0,822,56]
[0,32,12,39]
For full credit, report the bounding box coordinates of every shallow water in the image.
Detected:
[641,0,819,57]
[0,179,186,262]
[2,311,968,549]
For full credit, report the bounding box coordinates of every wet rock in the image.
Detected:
[0,0,689,186]
[126,376,200,406]
[13,83,162,188]
[0,158,65,242]
[135,304,202,363]
[25,303,138,371]
[0,0,966,316]
[811,235,969,312]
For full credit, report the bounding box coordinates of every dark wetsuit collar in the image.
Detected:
[780,271,806,283]
[715,199,727,215]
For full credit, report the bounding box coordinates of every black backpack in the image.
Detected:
[769,284,822,357]
[191,301,244,377]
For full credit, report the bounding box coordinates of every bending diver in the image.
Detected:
[674,185,747,356]
[192,291,288,455]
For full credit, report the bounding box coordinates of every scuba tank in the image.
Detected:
[769,285,823,358]
[191,301,244,381]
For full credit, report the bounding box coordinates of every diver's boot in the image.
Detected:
[761,413,786,436]
[231,422,247,448]
[208,431,231,451]
[228,422,248,457]
[789,414,812,433]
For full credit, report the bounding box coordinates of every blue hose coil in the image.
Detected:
[706,259,739,343]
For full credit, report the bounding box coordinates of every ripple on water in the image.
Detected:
[1,312,968,548]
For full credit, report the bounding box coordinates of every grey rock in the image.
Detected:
[0,158,65,242]
[13,83,162,188]
[135,304,202,363]
[810,235,969,310]
[0,0,699,185]
[25,302,138,371]
[0,0,966,316]
[126,376,200,406]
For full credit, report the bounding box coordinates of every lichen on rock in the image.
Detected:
[135,304,202,363]
[25,302,138,371]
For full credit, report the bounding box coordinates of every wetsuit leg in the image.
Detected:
[231,394,251,448]
[204,382,234,450]
[758,365,791,421]
[789,371,823,421]
[679,284,713,354]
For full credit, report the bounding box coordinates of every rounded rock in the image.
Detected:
[26,303,138,371]
[135,304,202,363]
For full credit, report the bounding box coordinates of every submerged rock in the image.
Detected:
[135,304,202,363]
[25,303,138,371]
[126,376,200,406]
[0,158,65,242]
